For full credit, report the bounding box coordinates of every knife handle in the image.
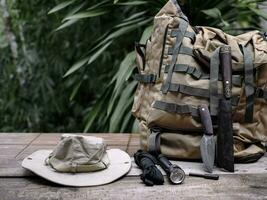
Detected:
[220,46,232,99]
[198,105,213,135]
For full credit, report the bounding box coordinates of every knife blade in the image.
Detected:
[199,105,215,173]
[217,45,234,172]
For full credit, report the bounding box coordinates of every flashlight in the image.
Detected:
[157,154,185,184]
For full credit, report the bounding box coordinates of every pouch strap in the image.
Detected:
[134,74,157,84]
[242,45,255,122]
[148,129,162,155]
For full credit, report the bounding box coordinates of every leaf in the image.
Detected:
[63,10,108,20]
[63,57,89,78]
[87,40,113,64]
[69,80,82,101]
[55,19,79,31]
[109,81,137,132]
[201,8,222,19]
[48,0,76,14]
[250,7,267,20]
[117,1,147,6]
[140,25,153,43]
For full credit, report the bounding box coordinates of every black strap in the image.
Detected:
[135,42,146,71]
[148,130,162,155]
[170,30,195,43]
[162,18,189,94]
[242,45,255,122]
[163,83,239,106]
[164,64,242,87]
[164,64,201,79]
[152,100,200,117]
[168,46,194,57]
[209,47,220,116]
[134,74,157,84]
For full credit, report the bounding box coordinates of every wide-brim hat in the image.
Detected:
[22,134,131,187]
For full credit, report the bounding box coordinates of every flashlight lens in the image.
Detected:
[170,168,185,184]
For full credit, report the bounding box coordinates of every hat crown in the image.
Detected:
[46,134,110,173]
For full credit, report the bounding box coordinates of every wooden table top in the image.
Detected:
[0,133,266,200]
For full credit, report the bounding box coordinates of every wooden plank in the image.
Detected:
[0,145,26,158]
[126,133,140,156]
[0,174,266,200]
[0,133,39,145]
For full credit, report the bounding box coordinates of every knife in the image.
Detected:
[199,105,215,173]
[217,45,235,172]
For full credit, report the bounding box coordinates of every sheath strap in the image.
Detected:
[242,45,255,122]
[148,130,162,155]
[209,47,221,116]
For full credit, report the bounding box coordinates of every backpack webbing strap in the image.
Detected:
[170,30,195,43]
[255,87,267,100]
[164,64,242,86]
[162,18,189,94]
[148,130,162,155]
[165,64,202,79]
[134,74,157,84]
[152,101,199,117]
[209,47,221,116]
[168,46,194,57]
[164,83,239,106]
[242,45,254,122]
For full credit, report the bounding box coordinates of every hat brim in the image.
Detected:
[22,149,131,187]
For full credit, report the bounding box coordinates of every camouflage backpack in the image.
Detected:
[132,0,267,164]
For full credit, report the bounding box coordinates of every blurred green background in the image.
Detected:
[0,0,266,133]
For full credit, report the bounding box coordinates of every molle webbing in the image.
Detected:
[134,74,157,84]
[152,101,200,117]
[170,30,195,43]
[242,45,255,122]
[160,83,239,106]
[164,64,242,86]
[168,46,194,57]
[161,17,189,94]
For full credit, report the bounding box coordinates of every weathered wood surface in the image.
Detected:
[0,133,267,200]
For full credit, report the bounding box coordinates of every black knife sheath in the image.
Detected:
[217,46,234,172]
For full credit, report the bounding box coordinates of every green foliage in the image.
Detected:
[0,0,266,133]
